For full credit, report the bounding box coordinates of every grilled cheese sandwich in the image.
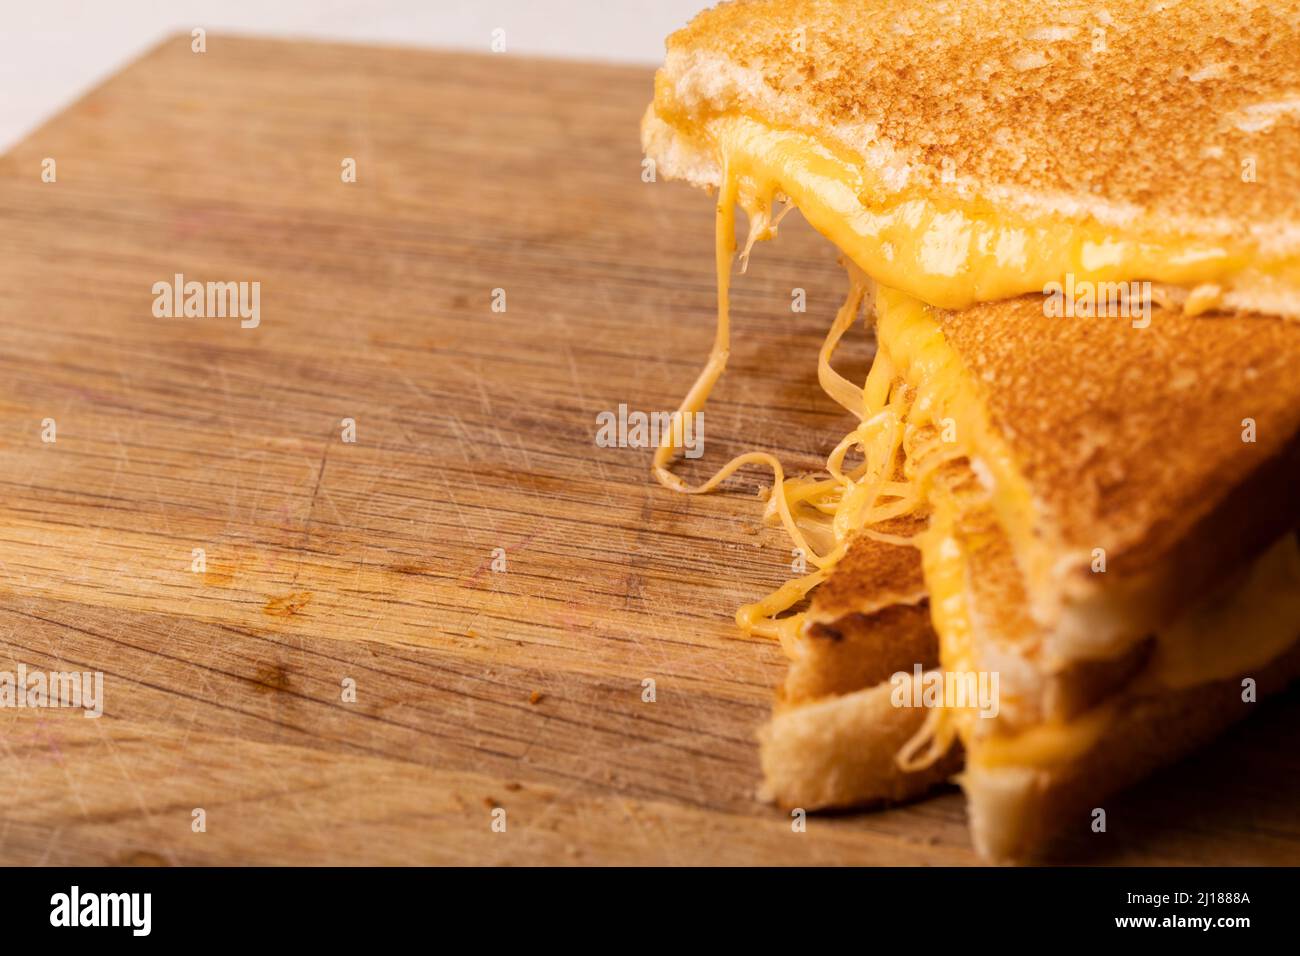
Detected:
[643,0,1300,862]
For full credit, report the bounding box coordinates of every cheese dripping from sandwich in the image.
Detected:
[652,163,965,657]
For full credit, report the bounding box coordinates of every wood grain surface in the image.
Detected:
[0,34,1296,865]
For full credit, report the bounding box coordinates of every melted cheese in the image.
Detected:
[970,532,1300,769]
[704,114,1296,312]
[872,286,1054,621]
[971,704,1115,770]
[1149,532,1300,690]
[653,161,920,641]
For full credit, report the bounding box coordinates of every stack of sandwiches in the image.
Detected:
[642,0,1300,862]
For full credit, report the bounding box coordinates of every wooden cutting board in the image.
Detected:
[0,34,1296,865]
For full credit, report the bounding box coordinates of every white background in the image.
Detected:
[0,0,709,153]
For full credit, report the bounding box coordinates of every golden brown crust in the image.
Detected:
[937,296,1300,641]
[764,531,949,808]
[804,514,927,621]
[782,517,934,704]
[656,0,1300,242]
[781,602,937,707]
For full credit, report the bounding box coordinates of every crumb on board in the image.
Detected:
[529,690,544,705]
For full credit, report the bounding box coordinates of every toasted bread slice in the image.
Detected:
[760,671,962,811]
[761,290,1300,855]
[872,289,1300,664]
[780,515,930,706]
[645,0,1300,316]
[966,634,1300,863]
[761,524,954,809]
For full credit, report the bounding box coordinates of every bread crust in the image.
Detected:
[965,636,1300,862]
[761,527,952,809]
[653,0,1300,247]
[936,296,1300,658]
[759,672,962,810]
